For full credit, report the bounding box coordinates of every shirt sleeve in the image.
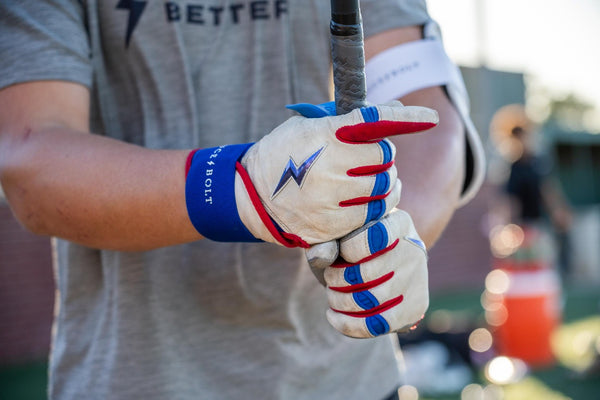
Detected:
[361,0,430,38]
[0,0,92,90]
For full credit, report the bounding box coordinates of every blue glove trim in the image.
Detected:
[353,291,380,310]
[360,106,380,123]
[379,140,393,164]
[405,236,426,251]
[367,222,389,255]
[366,174,389,223]
[288,102,390,224]
[366,315,390,336]
[289,103,381,123]
[366,199,386,224]
[371,172,390,196]
[286,101,336,118]
[344,265,363,285]
[366,140,392,223]
[185,144,262,243]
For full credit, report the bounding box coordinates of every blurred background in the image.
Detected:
[1,0,600,399]
[395,1,600,399]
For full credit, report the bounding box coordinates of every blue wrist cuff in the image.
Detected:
[185,143,262,243]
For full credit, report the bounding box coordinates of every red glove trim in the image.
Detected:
[331,294,404,318]
[331,238,400,269]
[329,271,394,293]
[185,149,200,177]
[347,161,394,177]
[336,121,436,144]
[339,192,389,207]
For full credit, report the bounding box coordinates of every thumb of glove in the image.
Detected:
[305,240,339,286]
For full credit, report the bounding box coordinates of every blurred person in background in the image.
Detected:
[502,115,573,279]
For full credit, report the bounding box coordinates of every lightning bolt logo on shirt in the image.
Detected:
[272,147,324,198]
[116,0,148,48]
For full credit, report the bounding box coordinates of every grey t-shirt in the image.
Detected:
[0,1,430,399]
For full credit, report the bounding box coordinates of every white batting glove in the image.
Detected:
[323,209,429,338]
[237,103,437,247]
[186,102,437,247]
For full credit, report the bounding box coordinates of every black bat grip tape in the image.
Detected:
[331,20,368,115]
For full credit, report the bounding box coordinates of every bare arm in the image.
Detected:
[365,26,466,247]
[0,81,202,251]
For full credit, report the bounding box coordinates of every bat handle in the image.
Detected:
[306,1,368,284]
[330,0,367,115]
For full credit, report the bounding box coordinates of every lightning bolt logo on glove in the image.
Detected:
[272,147,325,198]
[185,101,438,249]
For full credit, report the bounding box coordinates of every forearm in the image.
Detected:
[394,86,464,247]
[2,82,440,253]
[0,126,201,251]
[366,26,465,247]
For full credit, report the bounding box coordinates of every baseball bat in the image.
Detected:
[306,1,369,283]
[330,0,367,115]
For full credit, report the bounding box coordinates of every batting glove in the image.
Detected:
[185,102,437,247]
[323,209,429,338]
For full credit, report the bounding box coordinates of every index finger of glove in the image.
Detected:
[336,103,439,144]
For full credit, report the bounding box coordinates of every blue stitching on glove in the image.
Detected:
[360,106,380,123]
[344,265,363,285]
[367,221,389,255]
[366,315,390,336]
[353,291,379,310]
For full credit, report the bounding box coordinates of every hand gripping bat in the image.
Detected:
[306,0,369,281]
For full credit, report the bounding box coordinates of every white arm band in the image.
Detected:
[365,20,485,207]
[366,39,459,103]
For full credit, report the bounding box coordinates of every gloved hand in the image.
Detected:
[186,101,437,247]
[322,209,429,338]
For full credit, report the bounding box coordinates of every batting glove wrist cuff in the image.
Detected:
[185,144,262,243]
